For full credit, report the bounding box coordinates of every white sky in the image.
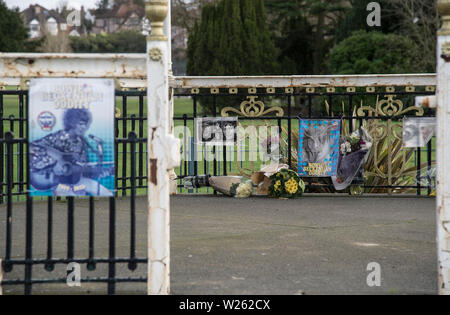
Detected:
[5,0,99,11]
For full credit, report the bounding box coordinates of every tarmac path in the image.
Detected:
[0,195,437,295]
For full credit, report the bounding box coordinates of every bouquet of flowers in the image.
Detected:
[332,127,373,191]
[183,175,254,198]
[339,130,371,156]
[268,168,305,199]
[230,179,254,198]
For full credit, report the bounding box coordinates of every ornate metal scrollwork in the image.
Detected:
[357,95,425,191]
[149,47,163,61]
[357,95,424,117]
[221,96,284,118]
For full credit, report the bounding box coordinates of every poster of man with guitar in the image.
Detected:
[29,78,115,197]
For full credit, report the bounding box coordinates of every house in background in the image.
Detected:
[21,4,64,38]
[19,1,188,74]
[21,4,87,38]
[90,0,145,34]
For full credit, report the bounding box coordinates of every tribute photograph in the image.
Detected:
[28,78,115,196]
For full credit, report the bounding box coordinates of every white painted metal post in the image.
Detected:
[0,259,3,295]
[146,0,180,295]
[164,0,175,134]
[437,0,450,295]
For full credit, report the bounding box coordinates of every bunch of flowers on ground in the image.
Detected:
[269,168,305,199]
[230,179,254,198]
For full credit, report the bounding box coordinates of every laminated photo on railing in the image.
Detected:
[402,117,436,148]
[28,78,115,197]
[194,117,238,146]
[298,119,341,177]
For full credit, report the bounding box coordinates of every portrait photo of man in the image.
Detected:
[28,78,115,197]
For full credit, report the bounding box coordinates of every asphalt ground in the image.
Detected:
[0,194,438,295]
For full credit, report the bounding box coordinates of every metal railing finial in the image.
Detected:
[438,0,450,35]
[145,0,168,41]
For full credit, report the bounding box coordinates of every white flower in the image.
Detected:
[235,182,252,198]
[341,141,352,154]
[349,131,359,140]
[345,142,352,153]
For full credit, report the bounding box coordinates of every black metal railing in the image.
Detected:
[173,87,436,195]
[0,87,437,198]
[0,89,148,202]
[0,130,147,295]
[0,85,437,294]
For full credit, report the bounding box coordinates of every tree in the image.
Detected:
[334,0,398,43]
[95,0,111,13]
[276,15,315,75]
[172,0,219,30]
[329,31,421,75]
[187,0,279,113]
[70,30,146,53]
[0,0,40,52]
[382,0,438,73]
[39,28,72,53]
[333,0,437,73]
[265,0,347,74]
[187,0,278,76]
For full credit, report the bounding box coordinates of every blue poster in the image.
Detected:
[298,119,341,177]
[28,78,115,196]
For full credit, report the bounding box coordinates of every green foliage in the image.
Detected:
[354,119,433,195]
[334,0,397,43]
[277,15,314,75]
[0,0,40,52]
[95,0,111,13]
[265,0,347,74]
[188,0,278,76]
[333,0,437,73]
[70,30,146,53]
[187,0,279,114]
[329,31,421,75]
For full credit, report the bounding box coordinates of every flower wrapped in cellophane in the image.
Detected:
[268,168,305,199]
[332,127,373,191]
[230,179,253,198]
[183,175,254,198]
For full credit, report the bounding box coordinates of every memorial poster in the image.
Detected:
[195,117,238,146]
[403,117,436,148]
[298,119,341,177]
[28,78,115,196]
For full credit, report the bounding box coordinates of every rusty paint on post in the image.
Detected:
[150,159,158,185]
[171,74,436,89]
[0,53,147,88]
[0,53,437,90]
